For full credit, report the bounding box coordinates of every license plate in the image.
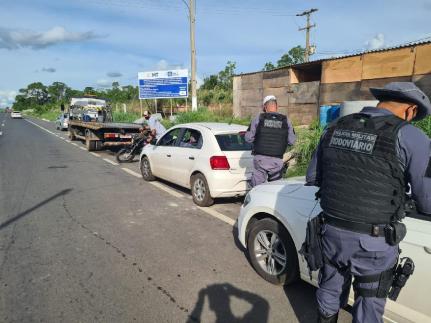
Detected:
[119,134,132,139]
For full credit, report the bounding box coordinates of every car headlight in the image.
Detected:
[243,192,251,207]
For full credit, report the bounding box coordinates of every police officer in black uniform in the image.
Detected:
[306,82,431,323]
[245,95,296,187]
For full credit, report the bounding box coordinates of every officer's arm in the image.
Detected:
[244,115,259,143]
[287,119,296,146]
[400,127,431,215]
[305,131,326,187]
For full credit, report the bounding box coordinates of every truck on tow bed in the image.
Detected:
[67,97,142,151]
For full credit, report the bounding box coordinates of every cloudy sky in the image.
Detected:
[0,0,430,108]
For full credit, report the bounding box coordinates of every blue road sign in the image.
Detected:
[138,69,188,99]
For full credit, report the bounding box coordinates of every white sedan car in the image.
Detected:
[139,123,253,206]
[238,179,431,322]
[10,111,22,119]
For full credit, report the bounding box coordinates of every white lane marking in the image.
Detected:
[148,181,185,199]
[121,168,141,178]
[25,119,52,134]
[90,152,100,157]
[71,143,79,147]
[103,158,119,166]
[42,118,50,122]
[197,206,235,226]
[25,118,236,228]
[79,147,87,151]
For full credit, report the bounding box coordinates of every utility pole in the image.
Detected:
[296,8,318,62]
[189,0,197,111]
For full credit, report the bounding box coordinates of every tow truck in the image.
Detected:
[67,97,142,151]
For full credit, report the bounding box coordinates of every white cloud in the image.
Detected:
[0,26,102,50]
[365,33,385,50]
[156,59,169,70]
[154,59,184,71]
[96,79,111,88]
[196,75,203,88]
[0,90,17,108]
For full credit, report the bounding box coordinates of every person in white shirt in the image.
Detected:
[143,110,167,141]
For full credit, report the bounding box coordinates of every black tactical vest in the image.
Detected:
[319,113,408,224]
[254,112,289,158]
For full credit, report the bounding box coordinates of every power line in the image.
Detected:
[77,0,298,16]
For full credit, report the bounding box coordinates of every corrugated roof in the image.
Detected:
[320,39,431,61]
[234,39,431,77]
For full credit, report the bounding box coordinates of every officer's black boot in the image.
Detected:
[317,310,338,323]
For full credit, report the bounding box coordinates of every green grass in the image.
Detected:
[112,111,140,123]
[414,115,431,137]
[163,108,251,129]
[24,108,60,121]
[286,120,323,178]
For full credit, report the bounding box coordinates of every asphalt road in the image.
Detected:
[0,113,351,323]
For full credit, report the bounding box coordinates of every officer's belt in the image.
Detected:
[323,214,386,237]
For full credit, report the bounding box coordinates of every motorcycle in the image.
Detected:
[116,132,150,163]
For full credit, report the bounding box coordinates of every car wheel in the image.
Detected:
[247,218,299,285]
[190,173,214,207]
[140,156,156,181]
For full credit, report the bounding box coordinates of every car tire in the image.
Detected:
[140,156,156,181]
[247,218,299,285]
[190,173,214,207]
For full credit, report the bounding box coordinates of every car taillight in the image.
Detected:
[210,156,230,170]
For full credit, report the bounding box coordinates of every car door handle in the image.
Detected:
[425,247,431,254]
[167,154,171,157]
[189,156,195,160]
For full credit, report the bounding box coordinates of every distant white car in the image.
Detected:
[10,111,22,119]
[139,123,253,206]
[238,179,431,322]
[56,113,69,130]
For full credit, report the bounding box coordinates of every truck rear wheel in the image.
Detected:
[68,129,77,141]
[94,141,103,151]
[86,139,96,151]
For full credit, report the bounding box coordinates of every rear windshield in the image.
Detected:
[215,134,252,151]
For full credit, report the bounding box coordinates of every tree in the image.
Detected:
[277,46,306,68]
[217,61,236,91]
[263,62,275,71]
[83,87,97,96]
[48,82,69,102]
[201,75,218,90]
[26,82,50,105]
[112,81,120,90]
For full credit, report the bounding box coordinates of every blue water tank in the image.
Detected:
[319,105,332,127]
[320,104,341,127]
[330,104,341,121]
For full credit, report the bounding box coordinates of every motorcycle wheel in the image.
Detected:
[116,148,135,163]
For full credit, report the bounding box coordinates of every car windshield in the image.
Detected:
[215,133,252,151]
